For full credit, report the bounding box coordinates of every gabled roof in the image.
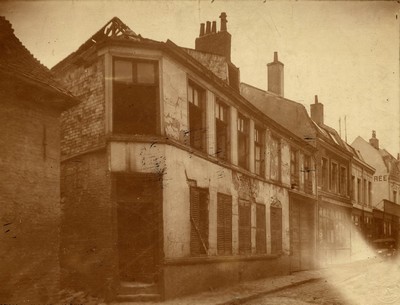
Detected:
[0,16,77,108]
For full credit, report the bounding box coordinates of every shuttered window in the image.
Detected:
[270,206,282,254]
[256,204,266,254]
[217,193,232,255]
[190,187,209,256]
[239,199,251,254]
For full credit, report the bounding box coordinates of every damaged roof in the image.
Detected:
[0,16,77,108]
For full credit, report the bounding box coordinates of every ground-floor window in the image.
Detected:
[319,206,350,248]
[239,199,251,254]
[256,203,266,254]
[190,187,209,256]
[217,193,232,255]
[270,199,283,254]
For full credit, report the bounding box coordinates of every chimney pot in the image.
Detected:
[274,51,278,62]
[315,95,318,104]
[220,12,227,31]
[200,23,205,37]
[206,21,211,34]
[212,21,217,33]
[369,130,379,149]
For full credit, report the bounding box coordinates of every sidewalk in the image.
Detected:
[115,269,324,305]
[115,257,383,305]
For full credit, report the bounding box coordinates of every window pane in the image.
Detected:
[137,62,156,84]
[114,60,132,83]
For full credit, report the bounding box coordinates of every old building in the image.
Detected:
[242,64,353,267]
[53,15,316,301]
[0,17,77,303]
[352,132,400,246]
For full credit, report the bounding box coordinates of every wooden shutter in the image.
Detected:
[270,206,282,254]
[217,193,232,255]
[256,204,266,254]
[239,200,251,254]
[190,187,208,256]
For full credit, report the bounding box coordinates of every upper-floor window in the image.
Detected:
[237,114,249,170]
[339,166,347,196]
[270,136,281,181]
[363,179,367,204]
[394,190,398,204]
[357,178,362,203]
[290,148,299,187]
[188,81,206,152]
[215,99,230,161]
[330,162,338,193]
[321,158,329,191]
[304,155,312,194]
[351,175,356,200]
[254,126,265,176]
[368,181,372,206]
[113,58,159,134]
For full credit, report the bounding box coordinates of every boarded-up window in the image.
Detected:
[188,81,206,152]
[113,58,158,135]
[217,193,232,255]
[256,204,266,254]
[190,187,209,256]
[270,203,282,254]
[239,200,251,254]
[270,136,280,181]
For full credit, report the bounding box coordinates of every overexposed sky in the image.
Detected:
[1,0,399,155]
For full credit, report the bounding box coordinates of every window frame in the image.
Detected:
[215,98,230,161]
[217,193,233,255]
[187,80,207,153]
[238,199,251,254]
[190,186,209,256]
[254,126,265,177]
[270,135,281,182]
[256,203,266,254]
[237,113,249,170]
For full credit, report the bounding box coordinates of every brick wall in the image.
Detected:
[55,56,106,159]
[60,151,116,299]
[0,90,62,303]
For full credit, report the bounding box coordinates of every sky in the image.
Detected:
[1,0,399,156]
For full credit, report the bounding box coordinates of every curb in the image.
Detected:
[215,277,323,305]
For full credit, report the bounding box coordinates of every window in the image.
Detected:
[368,182,372,206]
[351,175,356,201]
[238,199,251,254]
[270,136,281,181]
[190,187,209,256]
[254,126,265,176]
[237,114,249,169]
[321,158,329,191]
[217,193,232,255]
[339,166,347,196]
[394,190,398,204]
[357,178,362,204]
[215,99,230,160]
[363,179,367,205]
[188,81,206,152]
[330,162,338,193]
[270,202,282,254]
[290,148,299,187]
[256,204,266,254]
[113,58,159,134]
[304,155,313,194]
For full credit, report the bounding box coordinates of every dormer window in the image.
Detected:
[112,58,159,135]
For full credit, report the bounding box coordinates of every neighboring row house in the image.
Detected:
[0,17,77,303]
[352,132,400,246]
[52,15,317,301]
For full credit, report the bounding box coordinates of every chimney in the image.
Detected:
[310,95,324,125]
[195,12,232,61]
[267,52,284,96]
[369,130,379,150]
[199,23,205,37]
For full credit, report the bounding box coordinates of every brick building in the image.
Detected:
[53,15,317,301]
[0,17,77,303]
[352,132,400,247]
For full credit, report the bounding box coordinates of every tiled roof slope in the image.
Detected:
[0,16,76,106]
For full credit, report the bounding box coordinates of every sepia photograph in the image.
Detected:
[0,0,399,304]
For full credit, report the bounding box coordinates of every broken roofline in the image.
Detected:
[52,17,316,152]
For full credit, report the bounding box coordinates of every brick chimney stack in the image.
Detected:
[310,95,324,125]
[369,130,379,150]
[195,12,232,61]
[267,52,284,96]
